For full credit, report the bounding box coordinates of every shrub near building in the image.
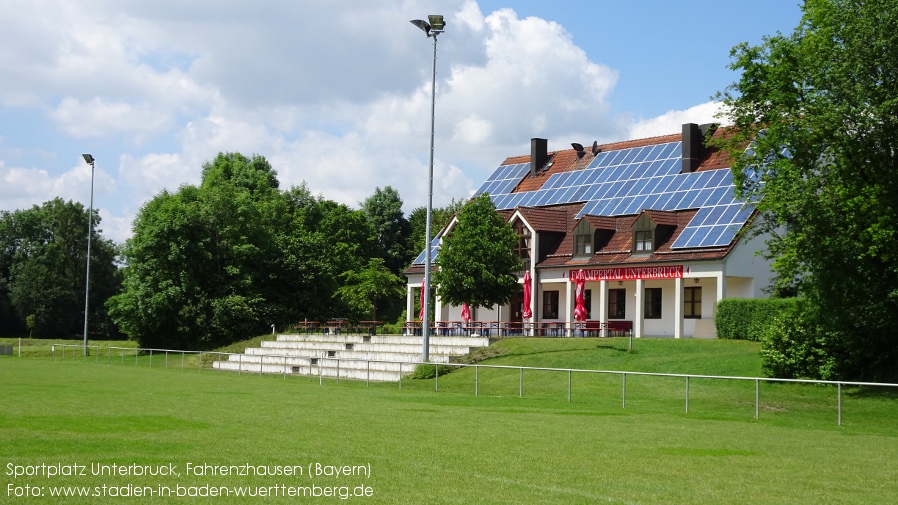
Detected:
[715,298,798,342]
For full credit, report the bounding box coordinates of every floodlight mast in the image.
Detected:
[410,15,445,362]
[81,153,95,357]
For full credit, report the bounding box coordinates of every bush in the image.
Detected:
[759,300,836,379]
[406,363,457,380]
[716,298,798,341]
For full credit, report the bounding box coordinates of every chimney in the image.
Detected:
[531,138,548,176]
[681,123,702,173]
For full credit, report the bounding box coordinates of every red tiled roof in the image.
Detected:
[644,209,680,227]
[512,204,584,232]
[583,215,616,231]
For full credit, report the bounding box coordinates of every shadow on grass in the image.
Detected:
[847,386,898,399]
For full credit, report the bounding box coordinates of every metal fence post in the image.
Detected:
[149,350,153,368]
[685,376,690,414]
[568,370,572,403]
[435,363,439,392]
[366,361,370,387]
[238,354,242,375]
[519,367,523,398]
[622,373,627,408]
[838,383,842,426]
[755,379,760,420]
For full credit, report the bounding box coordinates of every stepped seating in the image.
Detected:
[212,333,490,382]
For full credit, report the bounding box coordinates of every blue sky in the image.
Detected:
[0,0,804,243]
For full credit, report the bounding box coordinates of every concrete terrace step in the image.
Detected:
[212,332,489,382]
[212,361,405,381]
[259,341,478,356]
[276,333,490,347]
[240,348,451,363]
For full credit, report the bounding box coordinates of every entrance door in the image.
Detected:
[511,293,524,323]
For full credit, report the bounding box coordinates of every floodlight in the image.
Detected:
[410,19,431,36]
[427,15,445,32]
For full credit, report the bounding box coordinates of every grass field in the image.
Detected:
[2,337,897,504]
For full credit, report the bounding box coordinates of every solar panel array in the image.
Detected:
[471,141,754,250]
[412,235,441,265]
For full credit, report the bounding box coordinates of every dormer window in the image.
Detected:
[573,220,593,257]
[633,213,655,253]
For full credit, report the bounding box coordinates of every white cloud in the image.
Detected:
[52,97,175,139]
[0,0,733,246]
[628,101,729,140]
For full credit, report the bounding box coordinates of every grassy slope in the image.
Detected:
[2,339,897,504]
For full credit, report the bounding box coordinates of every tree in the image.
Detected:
[717,0,898,380]
[361,186,411,275]
[433,193,522,310]
[108,153,288,349]
[335,258,405,322]
[107,153,378,349]
[0,198,119,338]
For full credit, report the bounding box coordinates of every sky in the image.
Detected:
[0,0,804,244]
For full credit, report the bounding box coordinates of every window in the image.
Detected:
[608,288,626,319]
[543,291,559,319]
[633,213,655,253]
[573,220,593,257]
[644,288,662,319]
[512,220,531,268]
[584,289,592,319]
[685,287,702,318]
[576,234,592,256]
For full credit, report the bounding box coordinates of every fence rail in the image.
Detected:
[46,343,898,427]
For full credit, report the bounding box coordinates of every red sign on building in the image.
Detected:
[568,265,684,281]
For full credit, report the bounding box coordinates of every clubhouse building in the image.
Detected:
[405,124,774,338]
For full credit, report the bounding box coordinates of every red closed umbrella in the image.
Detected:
[522,271,533,319]
[574,269,587,322]
[461,303,471,323]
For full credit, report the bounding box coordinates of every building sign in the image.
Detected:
[568,265,685,281]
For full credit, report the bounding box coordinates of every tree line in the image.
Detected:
[0,152,463,349]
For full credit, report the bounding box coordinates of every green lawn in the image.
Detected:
[2,338,897,504]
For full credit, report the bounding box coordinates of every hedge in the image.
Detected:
[715,298,798,341]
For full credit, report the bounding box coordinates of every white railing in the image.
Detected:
[47,344,898,427]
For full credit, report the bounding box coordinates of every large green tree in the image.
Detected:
[108,153,288,349]
[433,193,521,310]
[108,153,377,349]
[361,186,411,275]
[718,0,898,380]
[0,198,119,338]
[335,257,405,322]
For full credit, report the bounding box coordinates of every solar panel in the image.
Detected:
[417,138,755,262]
